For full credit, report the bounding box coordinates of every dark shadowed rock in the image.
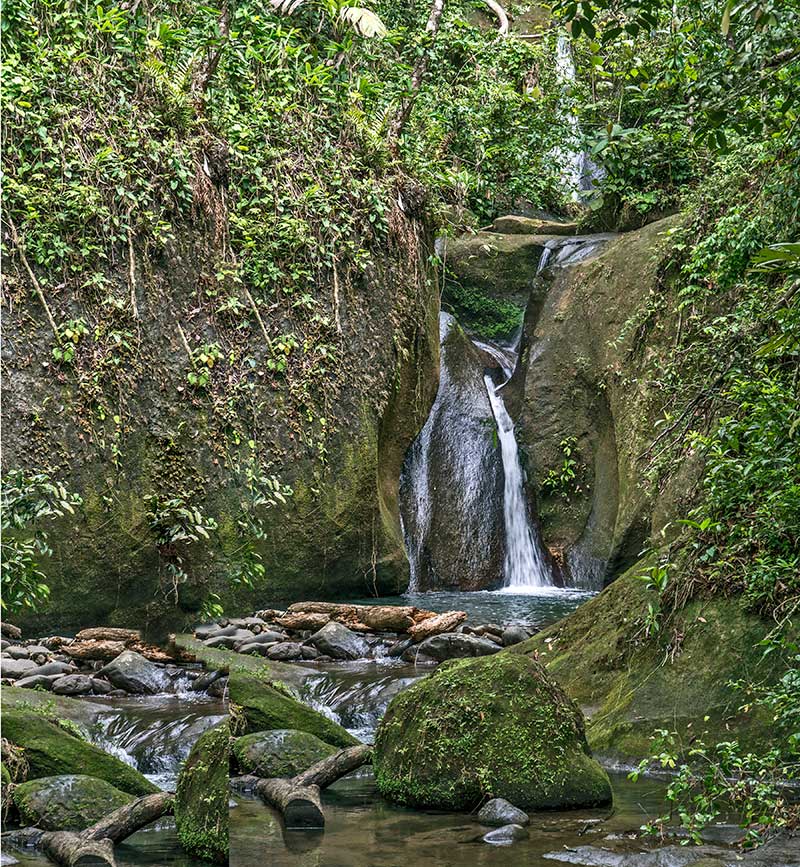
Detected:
[51,674,94,695]
[309,622,370,660]
[267,642,303,661]
[482,823,529,845]
[191,669,226,692]
[416,633,500,661]
[478,798,529,826]
[388,638,413,658]
[501,626,530,646]
[97,650,172,694]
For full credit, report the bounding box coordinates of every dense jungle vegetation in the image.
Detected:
[2,0,799,846]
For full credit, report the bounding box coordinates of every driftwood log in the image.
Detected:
[13,792,174,867]
[251,744,372,829]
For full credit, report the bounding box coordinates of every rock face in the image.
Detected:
[509,217,689,587]
[5,203,439,636]
[1,710,157,796]
[97,650,173,694]
[11,774,133,830]
[399,315,506,591]
[175,719,229,865]
[309,622,370,660]
[373,653,611,810]
[232,729,337,777]
[228,672,358,748]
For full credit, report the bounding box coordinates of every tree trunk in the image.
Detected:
[253,744,372,829]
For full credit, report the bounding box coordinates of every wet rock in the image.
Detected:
[2,709,157,795]
[408,611,467,641]
[15,673,60,690]
[90,678,112,695]
[482,823,529,845]
[175,719,229,864]
[236,630,285,646]
[374,654,612,810]
[191,669,226,692]
[232,729,337,777]
[416,633,500,661]
[267,642,304,661]
[400,645,437,665]
[204,629,255,650]
[207,676,228,699]
[478,798,529,826]
[309,622,370,660]
[51,674,94,696]
[97,650,173,694]
[0,658,36,679]
[228,671,358,747]
[11,774,133,831]
[236,642,272,657]
[501,626,530,646]
[388,637,413,658]
[300,645,319,660]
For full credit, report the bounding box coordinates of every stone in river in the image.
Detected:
[501,626,530,646]
[203,629,255,649]
[388,638,413,658]
[15,674,60,691]
[191,669,226,692]
[236,642,272,657]
[478,798,529,826]
[27,661,77,677]
[90,678,113,695]
[97,650,173,694]
[266,642,304,661]
[416,632,499,661]
[0,658,36,679]
[482,823,529,845]
[233,631,285,649]
[52,674,95,695]
[300,645,319,660]
[207,676,228,699]
[308,621,370,660]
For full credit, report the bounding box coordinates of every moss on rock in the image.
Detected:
[175,718,229,864]
[373,653,611,811]
[1,710,157,796]
[231,729,337,777]
[228,672,358,748]
[511,568,782,764]
[12,774,133,831]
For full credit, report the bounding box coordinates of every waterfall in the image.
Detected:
[483,374,552,591]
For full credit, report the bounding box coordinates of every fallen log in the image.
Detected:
[408,610,467,641]
[254,744,372,829]
[20,793,175,867]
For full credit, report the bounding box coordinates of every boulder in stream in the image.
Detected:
[232,729,337,777]
[51,674,94,696]
[228,672,358,748]
[11,774,133,830]
[97,649,173,694]
[374,653,612,810]
[308,621,370,660]
[478,797,529,826]
[0,658,36,679]
[482,823,530,845]
[266,642,304,661]
[416,632,500,661]
[2,709,158,796]
[175,718,229,864]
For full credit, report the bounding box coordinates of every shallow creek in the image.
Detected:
[231,589,675,867]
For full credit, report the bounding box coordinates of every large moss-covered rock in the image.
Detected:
[232,729,337,777]
[373,653,611,810]
[174,718,229,864]
[12,774,133,830]
[1,710,157,796]
[512,568,783,764]
[228,672,358,748]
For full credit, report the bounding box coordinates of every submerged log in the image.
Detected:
[254,744,372,829]
[22,793,174,867]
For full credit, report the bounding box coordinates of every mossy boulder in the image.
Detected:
[228,672,359,748]
[1,710,157,796]
[513,568,783,764]
[174,718,229,864]
[232,729,337,777]
[11,774,133,830]
[373,653,611,811]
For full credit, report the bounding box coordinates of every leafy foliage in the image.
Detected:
[1,470,82,614]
